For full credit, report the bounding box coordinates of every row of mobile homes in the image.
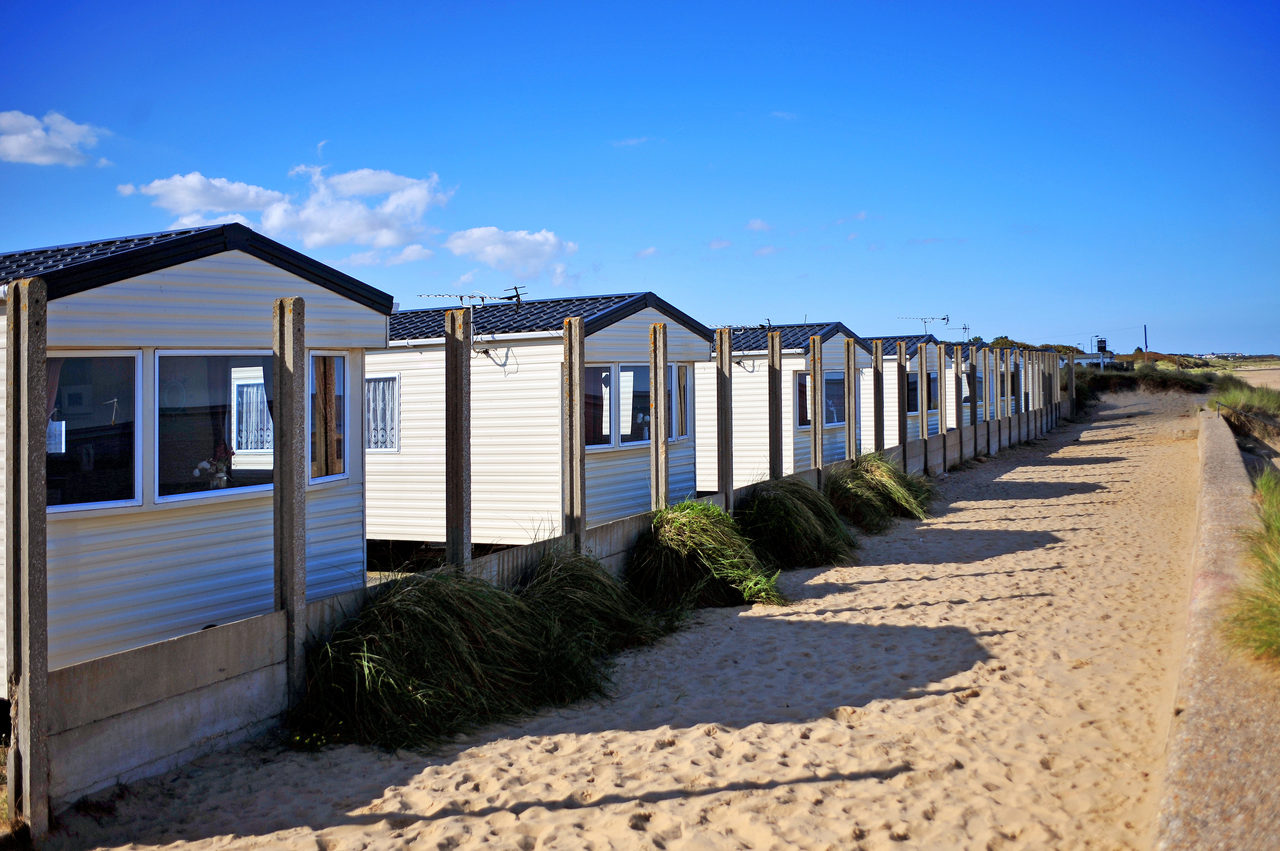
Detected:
[0,223,392,674]
[365,293,713,547]
[694,323,870,492]
[860,334,940,449]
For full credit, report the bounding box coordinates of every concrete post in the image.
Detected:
[936,343,948,470]
[715,328,734,512]
[444,308,472,569]
[767,331,783,480]
[561,317,586,547]
[984,348,996,455]
[1068,352,1077,417]
[649,322,669,510]
[843,338,858,459]
[916,341,928,440]
[872,340,885,452]
[895,341,909,452]
[967,352,978,458]
[809,335,823,473]
[953,345,964,435]
[5,278,50,837]
[272,297,307,707]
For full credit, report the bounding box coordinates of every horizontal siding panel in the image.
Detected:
[584,306,712,364]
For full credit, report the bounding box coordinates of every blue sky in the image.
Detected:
[3,0,1277,354]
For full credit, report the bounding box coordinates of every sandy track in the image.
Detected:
[51,392,1202,850]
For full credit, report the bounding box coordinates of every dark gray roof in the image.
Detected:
[863,333,939,359]
[0,223,394,313]
[724,322,867,354]
[390,292,713,341]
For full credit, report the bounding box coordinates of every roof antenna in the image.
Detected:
[503,285,525,308]
[897,314,949,335]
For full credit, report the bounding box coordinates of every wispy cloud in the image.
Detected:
[0,110,107,166]
[846,232,859,241]
[635,246,657,258]
[754,245,779,257]
[445,226,578,280]
[746,218,771,232]
[452,269,477,288]
[387,244,434,265]
[836,211,868,224]
[612,137,654,147]
[709,238,731,250]
[770,111,797,121]
[867,241,884,251]
[551,262,580,288]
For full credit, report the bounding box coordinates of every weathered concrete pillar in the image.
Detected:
[5,278,50,837]
[843,338,859,459]
[649,323,669,510]
[872,340,885,452]
[561,317,586,547]
[936,343,949,470]
[272,297,307,708]
[715,328,734,512]
[916,341,928,439]
[1068,352,1077,417]
[895,341,908,452]
[767,331,783,480]
[809,335,824,473]
[444,308,472,569]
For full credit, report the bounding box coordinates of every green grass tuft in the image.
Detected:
[735,477,855,569]
[824,453,936,533]
[1223,469,1280,664]
[625,500,786,609]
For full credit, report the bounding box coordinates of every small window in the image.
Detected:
[311,355,346,480]
[47,355,139,508]
[665,364,691,440]
[232,369,273,453]
[585,366,612,447]
[823,370,844,425]
[928,373,938,411]
[907,373,920,414]
[619,364,650,444]
[797,372,811,428]
[365,376,399,450]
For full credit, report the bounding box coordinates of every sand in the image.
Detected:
[51,391,1203,851]
[1235,367,1280,392]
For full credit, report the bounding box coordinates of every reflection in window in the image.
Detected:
[312,355,346,479]
[158,355,274,497]
[824,371,844,425]
[585,366,611,447]
[797,373,811,427]
[619,365,650,444]
[46,356,137,507]
[907,373,920,414]
[928,373,938,411]
[665,364,690,439]
[365,376,399,450]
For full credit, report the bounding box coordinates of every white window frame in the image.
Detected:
[584,364,613,449]
[230,369,273,457]
[154,349,275,505]
[667,363,692,442]
[364,372,401,453]
[585,362,665,451]
[822,369,845,427]
[309,351,350,484]
[47,350,144,514]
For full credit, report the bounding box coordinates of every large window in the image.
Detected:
[46,354,139,509]
[907,373,920,414]
[928,373,938,411]
[311,355,346,480]
[823,371,844,426]
[158,354,274,498]
[586,362,691,448]
[365,375,399,451]
[619,364,650,444]
[585,366,611,447]
[666,364,691,439]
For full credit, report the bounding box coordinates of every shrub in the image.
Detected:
[625,500,785,610]
[1224,470,1280,663]
[824,453,935,533]
[735,477,855,569]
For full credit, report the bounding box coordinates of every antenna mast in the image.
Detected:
[897,314,950,335]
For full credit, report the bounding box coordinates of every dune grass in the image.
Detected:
[291,549,664,750]
[824,453,936,533]
[1223,469,1280,664]
[734,477,855,570]
[625,500,785,610]
[1212,376,1280,419]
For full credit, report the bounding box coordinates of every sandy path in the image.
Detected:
[51,392,1201,850]
[1236,367,1280,391]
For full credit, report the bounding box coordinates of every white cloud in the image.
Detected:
[453,269,477,288]
[387,244,433,265]
[709,238,731,250]
[612,137,653,147]
[551,262,580,288]
[754,245,778,257]
[636,246,657,258]
[847,232,859,240]
[0,110,106,166]
[770,111,797,121]
[445,227,578,279]
[746,218,771,232]
[171,212,252,228]
[127,172,286,214]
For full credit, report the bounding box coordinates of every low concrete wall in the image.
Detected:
[925,435,944,476]
[974,421,989,457]
[904,438,926,476]
[944,430,961,468]
[583,513,653,577]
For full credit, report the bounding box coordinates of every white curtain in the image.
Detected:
[365,376,398,450]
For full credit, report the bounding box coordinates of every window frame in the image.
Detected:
[364,372,401,453]
[46,349,144,515]
[230,369,274,457]
[585,361,696,451]
[308,351,350,484]
[796,371,812,429]
[822,369,845,427]
[667,363,692,442]
[154,349,276,505]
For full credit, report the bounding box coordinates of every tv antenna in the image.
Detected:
[897,314,949,334]
[417,288,529,307]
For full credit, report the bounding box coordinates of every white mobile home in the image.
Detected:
[694,322,871,492]
[0,224,392,674]
[365,293,713,546]
[861,334,942,447]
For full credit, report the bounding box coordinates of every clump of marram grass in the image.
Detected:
[824,453,936,533]
[625,500,785,610]
[1223,469,1280,663]
[734,477,855,570]
[291,551,665,750]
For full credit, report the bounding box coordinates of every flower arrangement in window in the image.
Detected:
[193,442,235,489]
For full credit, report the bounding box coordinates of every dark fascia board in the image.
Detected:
[26,223,394,314]
[584,292,715,342]
[817,322,871,352]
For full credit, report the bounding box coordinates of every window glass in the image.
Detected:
[365,376,399,450]
[585,366,611,447]
[676,364,689,438]
[797,372,811,427]
[311,355,346,479]
[158,355,274,497]
[619,365,650,443]
[46,356,137,507]
[823,370,844,425]
[907,373,920,414]
[928,373,938,411]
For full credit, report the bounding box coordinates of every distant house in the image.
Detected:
[0,224,392,674]
[365,292,713,546]
[694,322,871,491]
